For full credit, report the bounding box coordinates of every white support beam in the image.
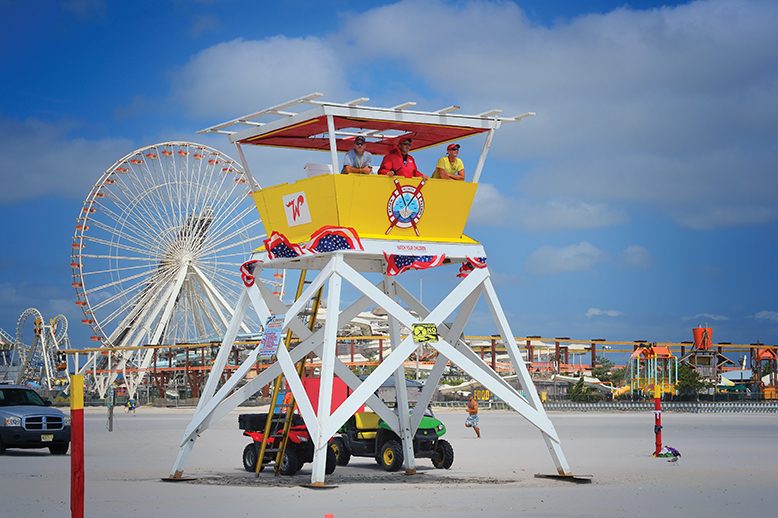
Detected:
[472,127,496,184]
[391,101,417,111]
[310,265,343,483]
[283,258,338,330]
[435,105,461,114]
[385,277,416,472]
[326,114,339,176]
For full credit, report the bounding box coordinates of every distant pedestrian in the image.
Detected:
[465,396,480,438]
[126,398,137,414]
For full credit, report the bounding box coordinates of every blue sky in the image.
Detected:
[1,0,777,349]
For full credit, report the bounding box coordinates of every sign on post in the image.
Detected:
[259,316,284,358]
[412,323,439,343]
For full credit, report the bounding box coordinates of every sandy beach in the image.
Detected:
[2,406,777,517]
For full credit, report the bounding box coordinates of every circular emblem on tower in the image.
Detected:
[386,184,425,230]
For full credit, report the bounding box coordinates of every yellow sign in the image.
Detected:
[474,389,491,401]
[412,323,438,343]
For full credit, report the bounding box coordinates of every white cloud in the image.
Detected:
[173,37,352,120]
[469,183,512,225]
[686,312,730,322]
[517,200,625,231]
[342,0,778,229]
[673,205,776,230]
[0,117,133,203]
[754,310,778,322]
[620,245,651,269]
[525,241,606,274]
[586,307,623,318]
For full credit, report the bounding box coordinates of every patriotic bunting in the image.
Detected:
[263,231,305,259]
[384,253,446,276]
[457,256,487,278]
[307,225,364,253]
[263,226,364,260]
[240,260,261,287]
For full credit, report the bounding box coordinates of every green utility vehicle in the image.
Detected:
[331,407,454,472]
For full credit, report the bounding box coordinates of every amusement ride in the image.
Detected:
[0,308,70,390]
[70,141,282,398]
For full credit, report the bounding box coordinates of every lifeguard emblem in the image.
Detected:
[386,179,426,236]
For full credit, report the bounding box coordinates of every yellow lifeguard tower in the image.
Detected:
[169,93,576,485]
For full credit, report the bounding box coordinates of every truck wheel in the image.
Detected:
[242,443,259,472]
[331,437,351,466]
[0,438,6,455]
[379,440,403,472]
[279,448,300,476]
[431,439,454,469]
[49,443,69,455]
[326,444,337,475]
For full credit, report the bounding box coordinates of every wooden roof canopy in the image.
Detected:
[199,92,535,154]
[199,92,535,185]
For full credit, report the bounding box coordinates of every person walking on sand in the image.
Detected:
[465,396,480,438]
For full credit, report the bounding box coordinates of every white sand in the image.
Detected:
[2,407,777,517]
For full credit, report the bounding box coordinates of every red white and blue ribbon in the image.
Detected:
[264,226,364,260]
[457,256,487,278]
[263,232,305,260]
[240,260,260,287]
[307,225,364,254]
[384,253,446,276]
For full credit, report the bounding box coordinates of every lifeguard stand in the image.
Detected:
[168,93,575,485]
[628,344,678,398]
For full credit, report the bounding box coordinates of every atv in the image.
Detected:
[239,412,336,476]
[331,408,454,472]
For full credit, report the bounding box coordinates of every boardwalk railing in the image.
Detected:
[431,400,778,413]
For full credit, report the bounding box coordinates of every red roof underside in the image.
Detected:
[239,115,488,155]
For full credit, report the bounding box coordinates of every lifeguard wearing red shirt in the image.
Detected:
[378,138,426,178]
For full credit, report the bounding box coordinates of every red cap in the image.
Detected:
[447,143,460,151]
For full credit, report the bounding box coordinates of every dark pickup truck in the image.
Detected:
[0,384,70,455]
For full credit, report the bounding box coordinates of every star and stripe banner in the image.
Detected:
[457,256,487,278]
[307,225,364,254]
[263,231,305,259]
[263,226,364,260]
[384,253,446,276]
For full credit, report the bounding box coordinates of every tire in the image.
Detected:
[379,440,404,472]
[0,438,6,455]
[242,443,258,472]
[331,437,351,466]
[279,448,300,476]
[431,439,454,469]
[326,443,337,475]
[49,443,69,455]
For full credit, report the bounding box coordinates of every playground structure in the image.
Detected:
[167,93,576,486]
[0,308,70,389]
[70,141,283,399]
[751,346,778,399]
[628,343,678,398]
[679,326,734,387]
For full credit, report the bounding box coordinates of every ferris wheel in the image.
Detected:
[71,142,281,396]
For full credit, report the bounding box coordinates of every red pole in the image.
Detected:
[70,374,84,518]
[653,384,662,456]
